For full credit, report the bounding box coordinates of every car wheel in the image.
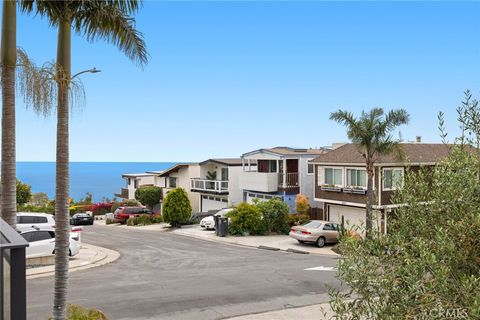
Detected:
[316,236,326,248]
[297,240,306,244]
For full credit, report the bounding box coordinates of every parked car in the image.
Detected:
[200,208,233,230]
[113,206,156,224]
[70,213,94,226]
[289,220,341,247]
[16,212,55,230]
[19,226,81,258]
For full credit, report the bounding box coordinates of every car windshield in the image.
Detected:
[301,221,322,229]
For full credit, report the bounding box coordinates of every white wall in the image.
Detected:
[239,172,279,193]
[227,166,244,206]
[161,165,200,213]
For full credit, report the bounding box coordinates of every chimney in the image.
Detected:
[415,136,422,143]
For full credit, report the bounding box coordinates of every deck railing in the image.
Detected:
[278,172,299,189]
[191,179,229,194]
[1,218,28,320]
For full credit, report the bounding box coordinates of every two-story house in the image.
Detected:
[189,158,250,212]
[115,173,156,200]
[239,147,329,211]
[311,143,451,233]
[152,163,201,213]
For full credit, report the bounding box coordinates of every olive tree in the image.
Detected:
[162,188,192,227]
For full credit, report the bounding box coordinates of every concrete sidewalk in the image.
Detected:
[173,225,339,256]
[225,302,334,320]
[26,243,120,279]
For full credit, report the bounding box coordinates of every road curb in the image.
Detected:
[26,243,120,280]
[286,248,309,254]
[258,245,281,251]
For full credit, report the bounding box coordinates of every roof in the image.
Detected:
[158,163,197,177]
[310,143,453,165]
[122,173,155,178]
[243,146,328,157]
[199,158,244,166]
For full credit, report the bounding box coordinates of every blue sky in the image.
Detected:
[13,1,480,162]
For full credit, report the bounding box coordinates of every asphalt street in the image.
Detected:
[27,224,342,320]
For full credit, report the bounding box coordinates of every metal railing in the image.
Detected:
[191,179,229,194]
[1,218,28,320]
[278,172,299,189]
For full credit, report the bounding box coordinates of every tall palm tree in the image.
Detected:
[21,1,147,318]
[1,1,53,228]
[1,0,18,228]
[330,108,410,238]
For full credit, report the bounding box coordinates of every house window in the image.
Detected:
[307,164,314,175]
[134,179,139,189]
[324,168,343,186]
[346,169,367,188]
[383,168,403,190]
[221,168,228,181]
[168,177,177,188]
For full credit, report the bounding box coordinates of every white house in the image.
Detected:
[116,173,156,200]
[152,163,201,213]
[190,158,253,212]
[239,147,329,212]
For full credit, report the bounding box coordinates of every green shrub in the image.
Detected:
[152,215,163,224]
[126,217,136,226]
[69,207,77,216]
[135,186,162,210]
[105,218,114,225]
[136,214,152,226]
[65,304,108,320]
[162,188,192,227]
[256,198,290,234]
[227,202,265,235]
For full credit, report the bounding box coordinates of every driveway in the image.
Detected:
[27,224,342,320]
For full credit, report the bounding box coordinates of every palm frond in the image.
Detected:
[75,2,148,67]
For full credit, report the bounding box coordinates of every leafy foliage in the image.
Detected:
[227,202,265,235]
[54,304,108,320]
[134,186,162,210]
[162,188,192,227]
[287,213,310,227]
[294,194,310,215]
[256,198,290,234]
[329,92,480,319]
[16,180,32,205]
[31,192,49,206]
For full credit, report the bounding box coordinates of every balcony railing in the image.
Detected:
[191,179,229,194]
[115,188,130,199]
[278,172,299,189]
[1,218,29,320]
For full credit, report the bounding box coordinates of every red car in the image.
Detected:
[113,206,157,224]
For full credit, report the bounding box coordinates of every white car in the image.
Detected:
[200,208,233,230]
[19,227,81,258]
[17,212,55,230]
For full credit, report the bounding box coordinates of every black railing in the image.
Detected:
[1,218,28,320]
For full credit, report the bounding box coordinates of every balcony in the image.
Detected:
[278,172,299,190]
[114,188,130,199]
[1,218,29,320]
[191,179,229,194]
[239,172,279,192]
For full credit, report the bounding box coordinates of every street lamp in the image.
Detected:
[72,68,101,79]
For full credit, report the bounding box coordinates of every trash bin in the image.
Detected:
[214,215,220,235]
[218,217,228,237]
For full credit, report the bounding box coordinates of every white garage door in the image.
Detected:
[245,192,281,205]
[201,195,227,212]
[329,205,380,233]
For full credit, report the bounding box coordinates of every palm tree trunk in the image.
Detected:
[53,19,71,320]
[1,0,17,228]
[365,161,374,239]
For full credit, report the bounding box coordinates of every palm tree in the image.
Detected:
[330,108,410,238]
[1,1,54,228]
[1,0,18,228]
[20,1,147,318]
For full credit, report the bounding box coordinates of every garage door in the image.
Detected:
[245,192,282,205]
[201,195,227,212]
[328,205,381,234]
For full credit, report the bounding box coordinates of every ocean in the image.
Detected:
[16,162,176,202]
